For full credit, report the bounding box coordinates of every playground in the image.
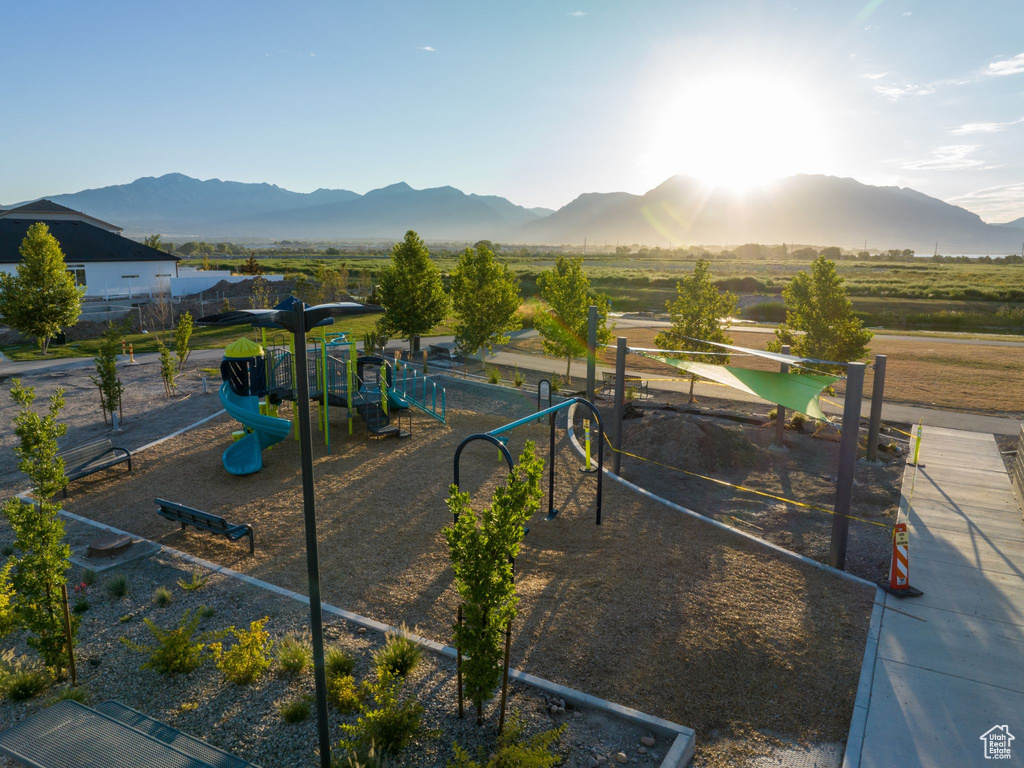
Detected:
[59,370,877,766]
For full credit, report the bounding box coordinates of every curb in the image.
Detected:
[841,587,886,768]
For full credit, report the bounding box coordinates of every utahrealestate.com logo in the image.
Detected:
[980,725,1015,760]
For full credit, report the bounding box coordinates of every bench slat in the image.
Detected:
[155,499,254,555]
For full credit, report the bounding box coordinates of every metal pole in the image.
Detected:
[586,304,597,400]
[829,362,865,571]
[612,337,627,475]
[548,410,557,518]
[292,302,332,768]
[865,355,887,463]
[774,345,790,447]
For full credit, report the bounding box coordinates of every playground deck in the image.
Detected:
[61,402,874,765]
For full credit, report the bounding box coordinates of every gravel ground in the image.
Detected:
[0,361,224,493]
[59,378,874,767]
[0,519,654,768]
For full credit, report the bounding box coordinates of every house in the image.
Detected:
[0,200,179,298]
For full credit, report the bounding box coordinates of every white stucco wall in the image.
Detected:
[0,260,179,298]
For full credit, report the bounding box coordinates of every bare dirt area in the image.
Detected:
[0,361,225,493]
[613,406,903,582]
[59,381,874,767]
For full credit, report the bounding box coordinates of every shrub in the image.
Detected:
[107,574,128,598]
[549,377,561,394]
[1,545,13,557]
[72,598,89,614]
[449,717,566,768]
[512,369,525,388]
[486,368,501,385]
[45,685,89,707]
[178,701,199,713]
[122,610,214,675]
[276,634,311,676]
[338,670,424,759]
[153,586,173,607]
[197,605,216,619]
[0,559,16,636]
[326,647,356,679]
[768,408,778,421]
[327,674,361,714]
[789,412,808,431]
[177,573,207,592]
[372,626,421,679]
[212,618,273,685]
[280,696,312,724]
[119,613,134,624]
[335,742,397,768]
[82,569,96,587]
[0,651,52,702]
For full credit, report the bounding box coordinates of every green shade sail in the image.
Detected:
[644,355,838,421]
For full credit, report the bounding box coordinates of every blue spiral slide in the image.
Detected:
[219,382,292,476]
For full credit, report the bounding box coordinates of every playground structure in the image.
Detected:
[215,299,446,476]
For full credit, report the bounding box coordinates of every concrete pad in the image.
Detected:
[904,556,1024,626]
[909,529,1024,577]
[877,603,1024,692]
[859,657,1024,768]
[907,516,1024,544]
[918,453,1008,473]
[908,484,1019,511]
[916,465,1014,489]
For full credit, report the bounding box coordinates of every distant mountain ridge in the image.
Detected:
[6,172,1024,252]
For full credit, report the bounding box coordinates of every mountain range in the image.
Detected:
[7,172,1024,253]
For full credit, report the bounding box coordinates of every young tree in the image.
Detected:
[175,311,194,372]
[654,259,738,403]
[158,340,177,397]
[314,261,348,303]
[533,256,611,381]
[450,244,521,367]
[250,275,272,310]
[143,234,163,250]
[92,324,125,424]
[768,255,873,372]
[445,442,544,724]
[2,379,77,671]
[0,223,84,353]
[377,231,450,351]
[239,253,263,276]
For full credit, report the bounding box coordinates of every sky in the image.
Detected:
[2,0,1023,221]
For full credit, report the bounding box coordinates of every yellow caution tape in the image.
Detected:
[598,430,890,528]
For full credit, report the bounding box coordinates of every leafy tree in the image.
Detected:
[450,244,521,365]
[239,254,262,275]
[314,261,348,302]
[177,242,198,256]
[142,234,162,250]
[2,379,77,670]
[215,242,229,254]
[654,259,738,403]
[250,275,272,310]
[91,324,124,423]
[533,256,611,381]
[175,312,194,372]
[444,442,544,724]
[768,255,873,372]
[0,223,84,353]
[158,340,177,397]
[377,231,450,351]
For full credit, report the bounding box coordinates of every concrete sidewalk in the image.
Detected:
[850,426,1024,767]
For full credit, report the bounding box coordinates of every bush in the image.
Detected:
[549,377,561,393]
[177,572,207,592]
[338,670,424,759]
[0,652,51,702]
[72,598,89,614]
[372,626,421,679]
[82,569,96,587]
[326,647,356,679]
[118,613,134,624]
[197,605,216,619]
[153,586,173,607]
[280,696,312,724]
[122,610,214,675]
[327,674,361,714]
[276,635,311,676]
[335,742,397,768]
[0,559,16,636]
[212,618,273,685]
[768,408,778,422]
[512,369,525,388]
[789,412,808,431]
[449,717,566,768]
[107,574,128,598]
[486,368,501,385]
[45,685,89,707]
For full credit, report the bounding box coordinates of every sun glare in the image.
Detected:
[644,74,828,191]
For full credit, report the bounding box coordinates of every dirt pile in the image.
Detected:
[622,410,766,475]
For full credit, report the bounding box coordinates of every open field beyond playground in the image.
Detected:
[58,381,876,766]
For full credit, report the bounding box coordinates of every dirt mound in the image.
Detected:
[622,410,766,475]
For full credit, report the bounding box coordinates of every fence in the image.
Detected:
[1010,426,1024,517]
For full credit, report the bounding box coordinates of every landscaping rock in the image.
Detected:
[641,736,655,747]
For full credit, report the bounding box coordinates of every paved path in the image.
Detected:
[851,426,1024,767]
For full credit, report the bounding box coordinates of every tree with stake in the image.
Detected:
[158,341,177,397]
[377,231,450,352]
[451,243,521,369]
[175,311,194,372]
[92,324,125,425]
[534,256,611,382]
[768,255,873,373]
[445,442,544,725]
[655,259,738,403]
[2,379,78,672]
[0,223,83,354]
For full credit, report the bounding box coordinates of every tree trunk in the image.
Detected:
[689,375,696,404]
[565,355,572,384]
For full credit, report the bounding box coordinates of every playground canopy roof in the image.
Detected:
[197,298,382,332]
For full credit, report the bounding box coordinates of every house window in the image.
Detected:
[121,274,140,279]
[66,265,86,286]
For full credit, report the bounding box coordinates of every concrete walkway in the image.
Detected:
[850,426,1024,767]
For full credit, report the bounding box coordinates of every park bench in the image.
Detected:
[155,498,255,554]
[600,371,649,399]
[57,438,131,497]
[0,699,258,768]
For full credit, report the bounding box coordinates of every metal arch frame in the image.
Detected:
[451,396,605,526]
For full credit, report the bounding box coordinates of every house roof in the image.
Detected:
[0,219,179,264]
[0,199,123,232]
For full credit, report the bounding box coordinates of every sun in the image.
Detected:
[644,73,828,191]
